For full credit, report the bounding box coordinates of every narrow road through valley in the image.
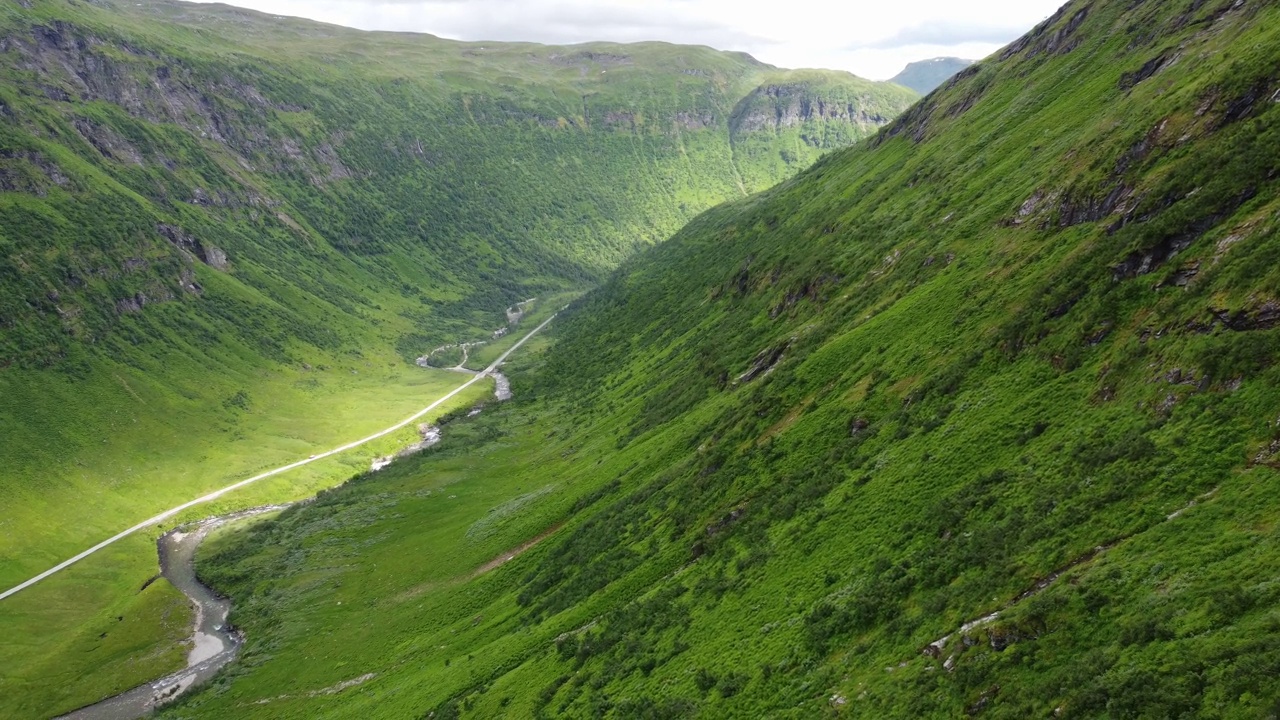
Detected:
[0,314,556,603]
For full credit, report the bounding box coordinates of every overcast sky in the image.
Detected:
[192,0,1069,80]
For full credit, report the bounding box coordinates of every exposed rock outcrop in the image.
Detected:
[730,83,889,138]
[673,111,715,130]
[0,150,69,195]
[1211,301,1280,332]
[1120,52,1173,91]
[157,224,229,270]
[74,118,144,165]
[736,341,790,385]
[1000,5,1090,60]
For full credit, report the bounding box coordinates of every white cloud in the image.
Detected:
[189,0,1069,80]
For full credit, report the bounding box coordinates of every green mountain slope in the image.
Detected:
[0,0,914,585]
[889,56,974,95]
[170,0,1280,718]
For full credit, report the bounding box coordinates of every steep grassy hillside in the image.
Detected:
[889,57,974,95]
[174,0,1280,718]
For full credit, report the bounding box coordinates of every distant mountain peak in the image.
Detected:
[890,56,975,95]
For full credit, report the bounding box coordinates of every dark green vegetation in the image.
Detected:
[0,1,920,716]
[165,0,1280,718]
[890,57,974,95]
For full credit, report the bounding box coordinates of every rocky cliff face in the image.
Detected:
[727,70,919,188]
[730,83,892,135]
[7,19,352,183]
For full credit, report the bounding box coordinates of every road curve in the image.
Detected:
[0,314,556,603]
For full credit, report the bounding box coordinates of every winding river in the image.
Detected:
[55,351,529,719]
[57,506,287,720]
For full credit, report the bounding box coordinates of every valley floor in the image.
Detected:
[0,363,492,718]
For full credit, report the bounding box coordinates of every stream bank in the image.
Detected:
[58,353,529,719]
[57,506,288,720]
